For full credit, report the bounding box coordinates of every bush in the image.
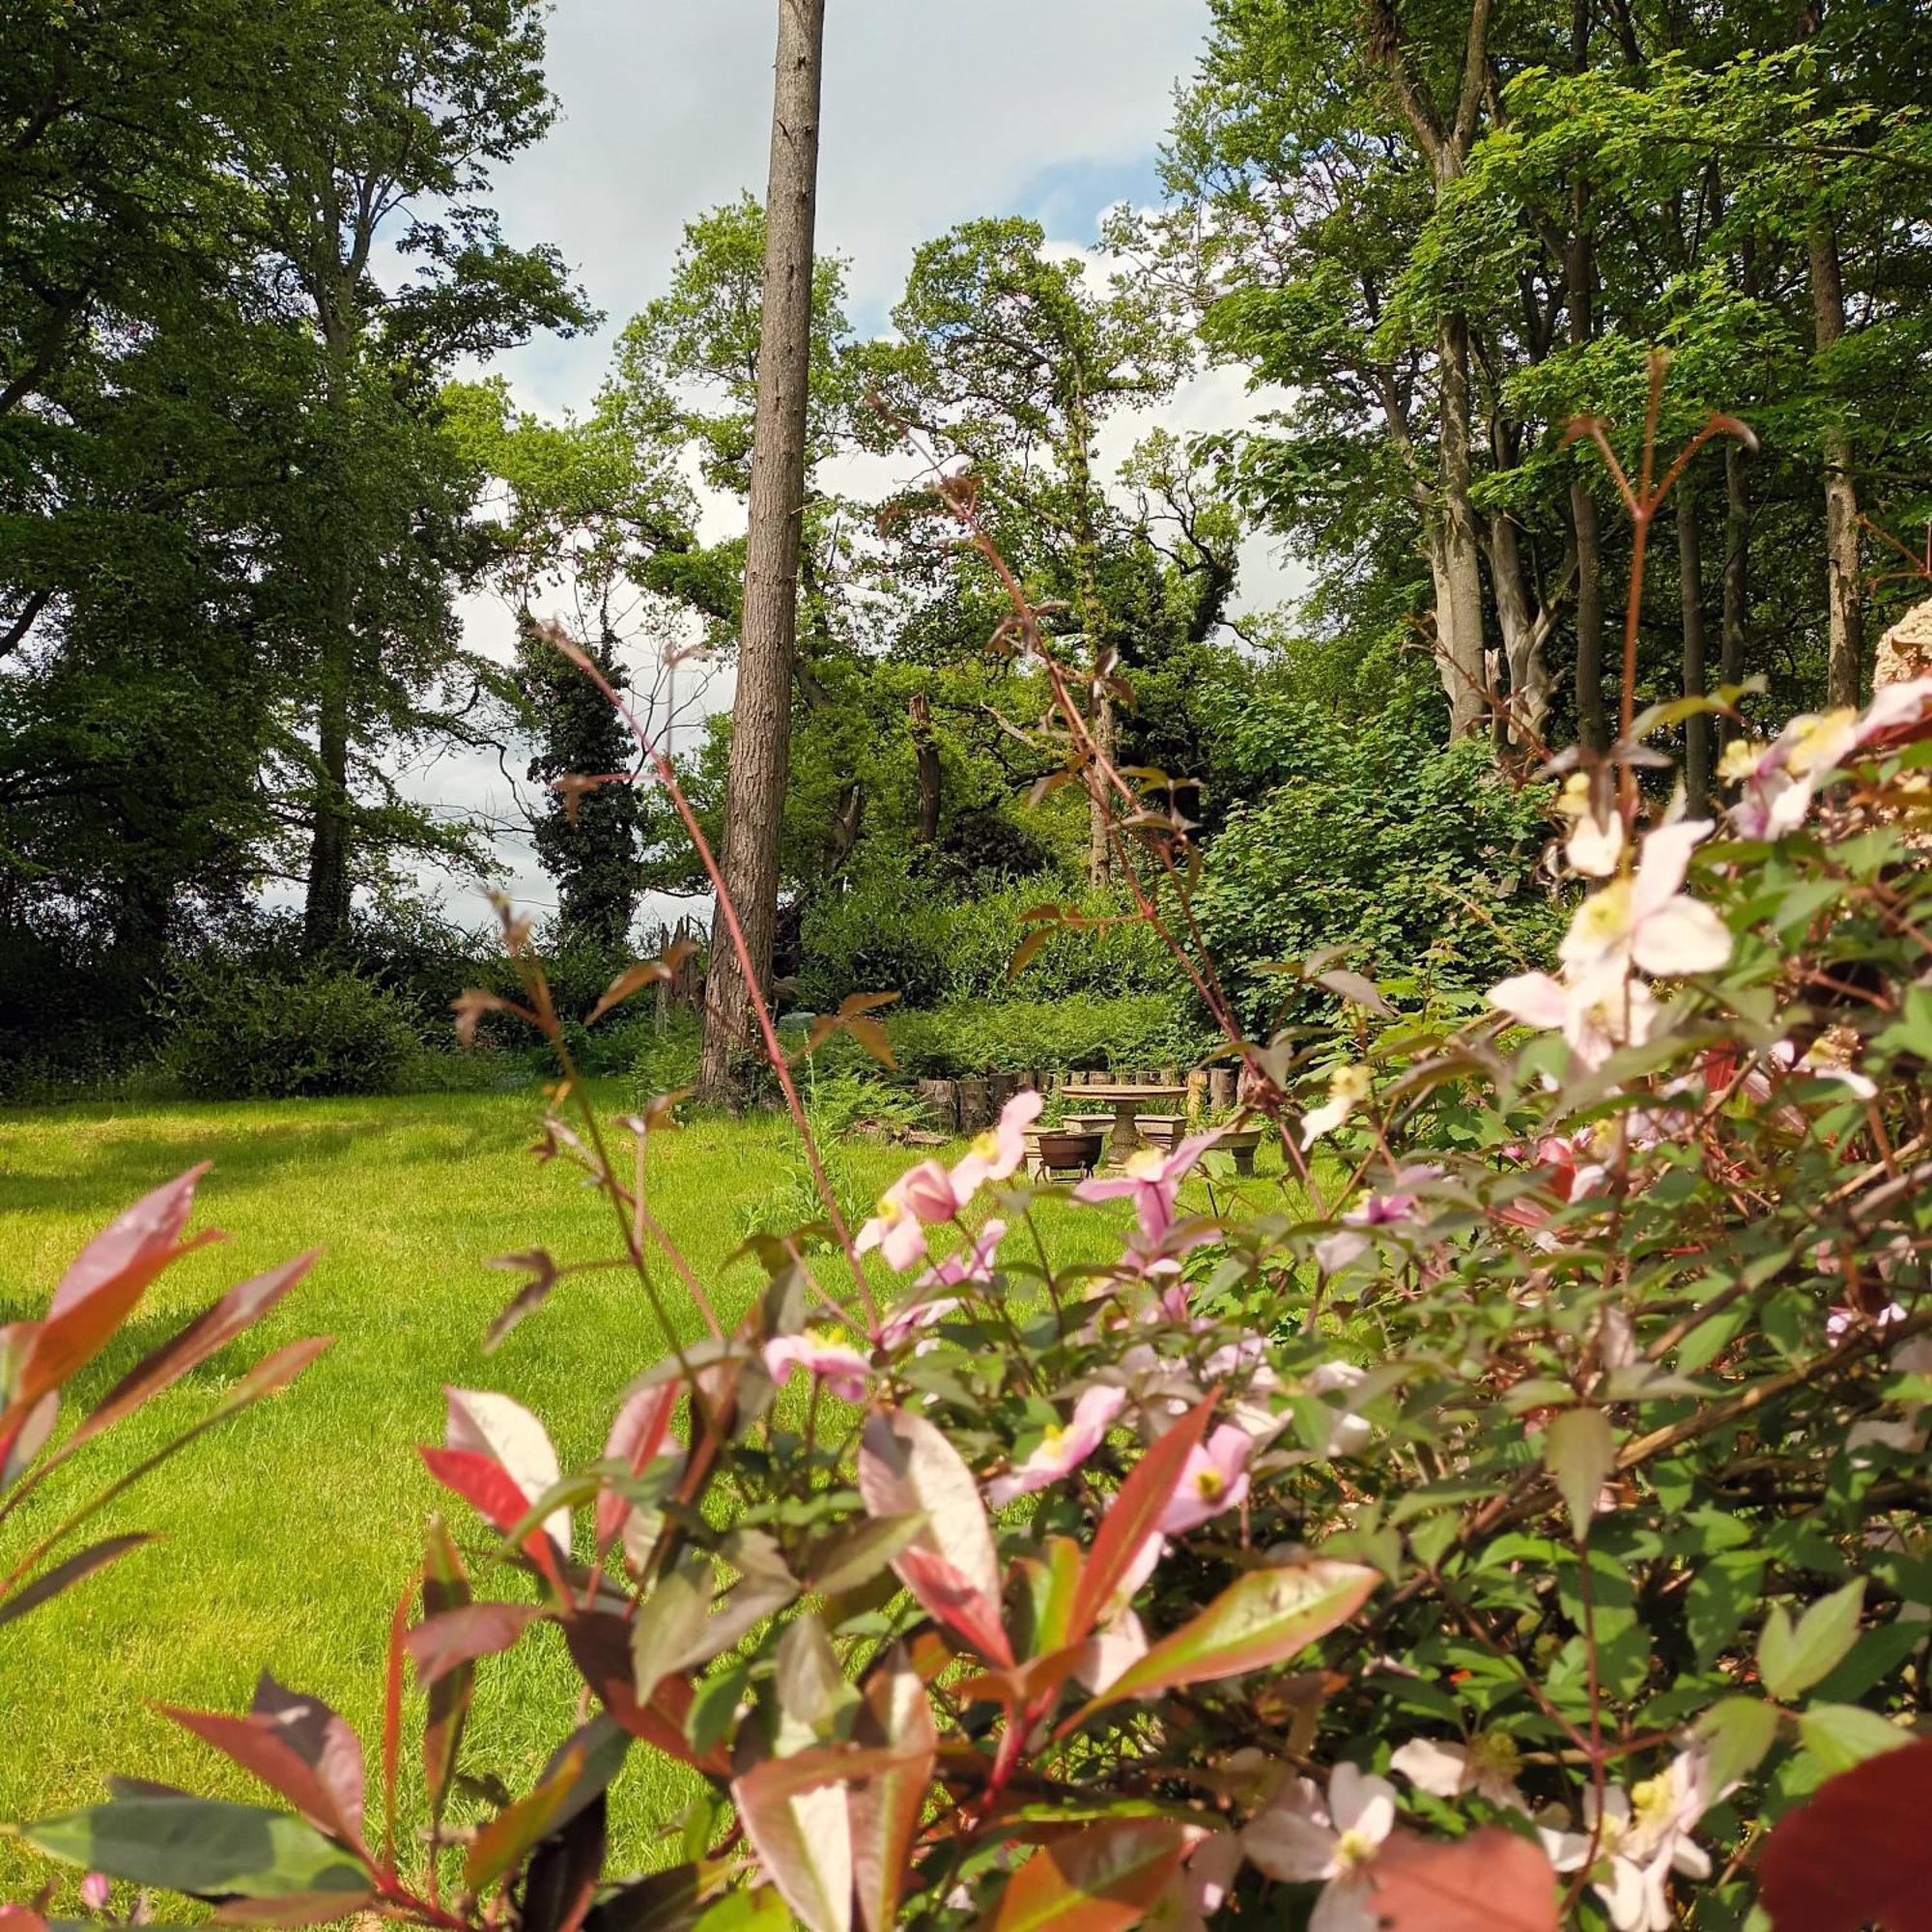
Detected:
[796,862,1179,1009]
[160,962,419,1098]
[1193,694,1561,1030]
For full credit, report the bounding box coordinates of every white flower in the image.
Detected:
[1301,1064,1373,1148]
[1559,821,1732,980]
[1542,1752,1711,1932]
[1490,964,1659,1071]
[1558,772,1625,877]
[1390,1732,1526,1809]
[1243,1763,1398,1932]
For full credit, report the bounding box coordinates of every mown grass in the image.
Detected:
[0,1086,1289,1899]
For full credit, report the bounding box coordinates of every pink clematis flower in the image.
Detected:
[1158,1424,1251,1534]
[949,1090,1043,1198]
[1730,679,1932,838]
[1541,1750,1712,1932]
[762,1330,871,1404]
[1314,1164,1443,1273]
[1490,962,1660,1071]
[855,1159,962,1272]
[1390,1733,1526,1809]
[1073,1133,1221,1244]
[1559,820,1732,980]
[988,1384,1127,1506]
[875,1219,1008,1350]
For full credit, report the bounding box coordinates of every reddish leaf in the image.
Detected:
[482,1251,560,1353]
[0,1533,154,1629]
[420,1519,471,1826]
[13,1167,221,1412]
[521,1792,608,1932]
[1069,1394,1216,1644]
[586,945,697,1026]
[1367,1827,1559,1932]
[987,1818,1186,1931]
[859,1409,1002,1618]
[65,1253,317,1457]
[733,1747,909,1932]
[0,1911,48,1932]
[1760,1735,1932,1930]
[444,1387,570,1555]
[850,1647,938,1932]
[408,1602,543,1685]
[895,1548,1015,1666]
[215,1336,332,1414]
[206,1896,377,1928]
[419,1446,565,1594]
[466,1746,582,1893]
[596,1384,680,1560]
[453,988,535,1046]
[381,1585,407,1871]
[160,1682,368,1855]
[559,1609,729,1776]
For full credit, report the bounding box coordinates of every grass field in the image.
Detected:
[0,1083,1184,1895]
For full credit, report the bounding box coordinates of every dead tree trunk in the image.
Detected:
[909,692,941,845]
[697,0,826,1102]
[1808,219,1863,707]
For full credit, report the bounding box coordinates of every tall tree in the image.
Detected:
[698,0,829,1101]
[871,216,1183,882]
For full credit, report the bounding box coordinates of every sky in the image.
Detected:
[401,0,1305,930]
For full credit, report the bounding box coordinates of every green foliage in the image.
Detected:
[1193,694,1560,1029]
[161,963,418,1100]
[796,865,1178,1011]
[849,993,1205,1081]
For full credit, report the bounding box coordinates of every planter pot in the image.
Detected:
[1214,1124,1264,1177]
[1136,1113,1187,1154]
[1035,1127,1104,1178]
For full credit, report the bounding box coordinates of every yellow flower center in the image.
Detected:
[1469,1732,1520,1782]
[970,1128,1001,1161]
[1125,1148,1166,1179]
[1630,1775,1673,1838]
[1333,1828,1378,1875]
[1717,738,1761,784]
[1193,1467,1226,1501]
[875,1194,903,1226]
[1785,708,1857,776]
[1556,772,1592,818]
[1573,878,1634,950]
[1330,1064,1372,1105]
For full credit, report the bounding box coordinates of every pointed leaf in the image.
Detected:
[1070,1395,1215,1643]
[0,1533,154,1629]
[1760,1579,1867,1700]
[25,1797,367,1900]
[521,1792,608,1932]
[408,1602,542,1686]
[597,1384,680,1559]
[850,1647,937,1932]
[1543,1408,1614,1542]
[466,1746,584,1894]
[986,1818,1185,1931]
[860,1409,1004,1645]
[445,1388,570,1555]
[419,1446,565,1592]
[1696,1696,1780,1795]
[807,1514,928,1599]
[733,1750,922,1932]
[1069,1560,1377,1724]
[14,1167,220,1411]
[420,1518,472,1823]
[65,1254,316,1457]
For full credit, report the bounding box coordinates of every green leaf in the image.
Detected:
[465,1747,583,1894]
[1543,1408,1613,1542]
[1068,1559,1376,1724]
[806,1513,927,1598]
[1797,1704,1914,1779]
[1696,1696,1781,1793]
[26,1798,368,1901]
[632,1558,714,1700]
[1760,1580,1867,1701]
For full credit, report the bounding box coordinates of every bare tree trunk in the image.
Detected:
[304,313,355,956]
[1720,438,1749,722]
[698,0,826,1103]
[1487,512,1547,746]
[1808,220,1863,707]
[1677,482,1711,807]
[1437,313,1488,740]
[908,692,941,844]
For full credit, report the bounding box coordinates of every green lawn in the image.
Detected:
[0,1084,1182,1893]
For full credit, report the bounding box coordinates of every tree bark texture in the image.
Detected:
[1435,313,1489,740]
[1677,483,1711,808]
[698,0,826,1102]
[1808,220,1863,707]
[303,313,356,956]
[909,692,941,845]
[1720,439,1749,719]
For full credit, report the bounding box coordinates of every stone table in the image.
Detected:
[1075,1082,1189,1163]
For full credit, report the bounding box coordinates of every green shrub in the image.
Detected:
[1193,694,1561,1030]
[629,1012,703,1099]
[160,963,418,1099]
[796,864,1179,1009]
